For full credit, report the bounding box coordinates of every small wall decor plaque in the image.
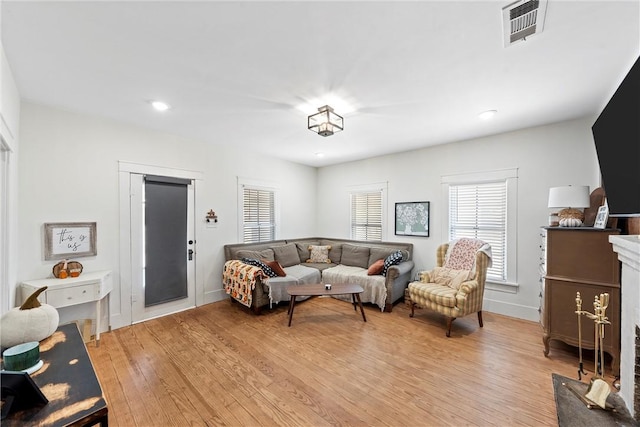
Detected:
[44,222,97,260]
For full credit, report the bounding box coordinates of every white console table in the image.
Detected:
[21,270,113,346]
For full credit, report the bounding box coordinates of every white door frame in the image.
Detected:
[116,161,204,329]
[0,136,12,314]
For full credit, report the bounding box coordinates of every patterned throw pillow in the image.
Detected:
[240,257,278,278]
[382,250,404,276]
[307,245,332,263]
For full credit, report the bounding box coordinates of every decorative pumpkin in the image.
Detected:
[0,287,59,348]
[559,217,583,227]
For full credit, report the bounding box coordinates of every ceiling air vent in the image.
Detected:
[502,0,548,47]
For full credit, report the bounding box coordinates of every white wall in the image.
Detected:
[317,118,601,321]
[15,100,603,324]
[0,41,21,315]
[16,102,317,329]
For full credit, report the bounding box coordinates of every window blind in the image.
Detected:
[243,187,275,243]
[449,181,506,281]
[351,191,382,241]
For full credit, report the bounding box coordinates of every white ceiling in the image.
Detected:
[2,1,639,167]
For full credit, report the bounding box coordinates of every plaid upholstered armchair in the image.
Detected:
[407,239,491,337]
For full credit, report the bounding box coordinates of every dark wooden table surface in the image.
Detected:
[2,322,108,426]
[287,283,366,326]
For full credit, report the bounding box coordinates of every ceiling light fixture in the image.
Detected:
[308,105,343,137]
[478,109,498,120]
[151,101,170,111]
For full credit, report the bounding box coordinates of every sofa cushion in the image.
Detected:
[263,260,286,277]
[367,259,385,275]
[272,243,301,267]
[296,241,319,263]
[382,250,404,276]
[340,244,370,269]
[307,245,332,263]
[368,247,396,267]
[431,267,472,290]
[237,249,275,262]
[240,257,278,278]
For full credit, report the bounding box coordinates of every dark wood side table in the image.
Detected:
[2,323,108,426]
[287,283,367,326]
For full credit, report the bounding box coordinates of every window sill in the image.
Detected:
[486,280,519,294]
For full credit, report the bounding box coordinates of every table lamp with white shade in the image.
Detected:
[548,185,591,227]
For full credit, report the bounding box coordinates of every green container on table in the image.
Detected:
[3,341,40,371]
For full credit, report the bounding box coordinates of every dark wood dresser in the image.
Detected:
[540,226,621,375]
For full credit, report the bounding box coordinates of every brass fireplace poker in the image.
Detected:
[566,292,613,410]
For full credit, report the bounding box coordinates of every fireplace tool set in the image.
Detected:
[563,292,614,410]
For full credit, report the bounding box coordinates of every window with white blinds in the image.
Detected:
[449,181,506,281]
[242,187,275,243]
[351,191,383,241]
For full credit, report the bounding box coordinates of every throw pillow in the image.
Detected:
[263,259,286,277]
[367,259,385,276]
[307,245,332,263]
[240,257,278,278]
[272,243,301,267]
[431,267,472,290]
[382,250,404,276]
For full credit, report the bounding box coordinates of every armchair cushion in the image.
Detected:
[431,267,473,290]
[408,282,457,308]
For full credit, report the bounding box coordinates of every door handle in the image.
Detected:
[188,249,194,261]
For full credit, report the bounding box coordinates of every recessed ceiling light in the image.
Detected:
[150,101,170,111]
[478,110,497,120]
[315,152,325,158]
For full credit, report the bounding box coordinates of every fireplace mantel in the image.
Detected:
[609,234,640,419]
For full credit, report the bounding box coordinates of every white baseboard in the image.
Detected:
[204,288,227,305]
[483,297,540,322]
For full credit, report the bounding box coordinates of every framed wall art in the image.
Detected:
[44,222,97,260]
[395,201,430,237]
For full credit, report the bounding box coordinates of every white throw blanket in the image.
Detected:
[321,265,387,311]
[265,264,320,307]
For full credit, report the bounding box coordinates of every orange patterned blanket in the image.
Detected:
[223,260,265,307]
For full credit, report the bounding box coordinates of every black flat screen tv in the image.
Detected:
[592,55,640,217]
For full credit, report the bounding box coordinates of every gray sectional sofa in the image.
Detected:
[223,237,414,313]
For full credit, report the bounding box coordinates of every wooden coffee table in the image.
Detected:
[287,283,366,326]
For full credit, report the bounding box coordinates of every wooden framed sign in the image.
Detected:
[44,222,97,260]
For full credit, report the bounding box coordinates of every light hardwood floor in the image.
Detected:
[87,297,613,426]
